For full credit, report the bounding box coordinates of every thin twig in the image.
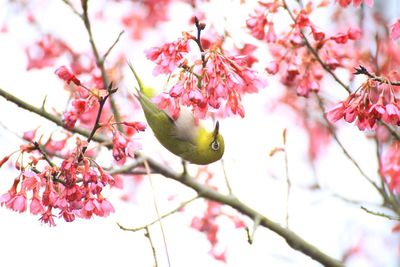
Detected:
[143,159,171,267]
[103,31,124,61]
[33,141,55,168]
[60,0,82,17]
[316,94,383,194]
[0,87,109,146]
[354,65,400,86]
[144,226,159,267]
[246,215,261,244]
[74,0,123,131]
[361,206,400,220]
[281,0,351,94]
[220,159,233,195]
[118,196,198,232]
[194,17,207,68]
[283,129,291,228]
[79,85,116,162]
[109,158,145,175]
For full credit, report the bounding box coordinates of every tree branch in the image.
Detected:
[145,157,344,267]
[61,0,124,131]
[354,65,400,86]
[0,87,343,267]
[0,87,109,146]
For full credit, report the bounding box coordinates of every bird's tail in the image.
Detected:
[127,61,155,99]
[127,61,144,96]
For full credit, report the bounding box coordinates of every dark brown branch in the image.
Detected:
[354,65,400,86]
[79,83,117,162]
[194,17,207,68]
[33,141,56,168]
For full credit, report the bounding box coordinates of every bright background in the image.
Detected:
[0,0,399,266]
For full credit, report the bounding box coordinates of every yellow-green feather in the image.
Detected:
[128,63,224,164]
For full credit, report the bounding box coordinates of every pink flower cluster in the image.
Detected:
[111,126,144,166]
[145,36,190,75]
[327,81,400,130]
[146,32,266,119]
[381,141,400,192]
[55,66,98,129]
[25,34,73,70]
[390,19,400,40]
[248,1,362,97]
[0,139,116,226]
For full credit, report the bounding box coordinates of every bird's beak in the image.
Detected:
[213,121,219,139]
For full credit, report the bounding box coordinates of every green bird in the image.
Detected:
[128,63,225,165]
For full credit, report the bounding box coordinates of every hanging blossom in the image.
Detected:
[145,31,266,119]
[327,80,400,130]
[55,66,110,130]
[248,1,362,97]
[390,19,400,40]
[145,36,190,76]
[0,67,146,226]
[381,141,400,193]
[0,139,116,226]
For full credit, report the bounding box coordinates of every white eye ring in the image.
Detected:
[211,140,220,151]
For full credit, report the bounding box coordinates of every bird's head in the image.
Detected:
[193,121,225,165]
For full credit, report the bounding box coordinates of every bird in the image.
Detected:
[127,63,224,165]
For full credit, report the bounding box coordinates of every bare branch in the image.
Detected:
[361,206,400,220]
[103,31,125,61]
[144,227,159,267]
[60,0,82,17]
[220,159,233,195]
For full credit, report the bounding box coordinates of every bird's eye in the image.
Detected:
[211,140,220,151]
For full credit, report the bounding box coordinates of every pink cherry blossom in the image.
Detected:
[390,19,400,40]
[145,37,190,75]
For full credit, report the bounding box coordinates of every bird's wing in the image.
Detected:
[170,107,199,145]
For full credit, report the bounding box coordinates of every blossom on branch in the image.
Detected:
[146,30,266,119]
[327,80,400,130]
[390,19,400,40]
